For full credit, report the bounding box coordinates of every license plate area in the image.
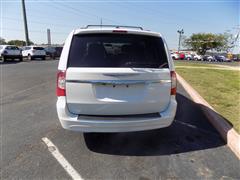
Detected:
[94,84,145,102]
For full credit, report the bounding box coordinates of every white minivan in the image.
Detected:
[56,25,177,132]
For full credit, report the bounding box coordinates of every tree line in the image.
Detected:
[0,37,34,46]
[1,31,238,55]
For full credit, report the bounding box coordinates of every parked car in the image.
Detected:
[185,54,193,60]
[179,53,185,60]
[22,46,46,60]
[45,46,63,59]
[225,58,232,62]
[56,25,177,132]
[203,55,214,61]
[171,52,179,60]
[233,56,240,62]
[0,45,22,62]
[214,55,226,62]
[193,54,202,61]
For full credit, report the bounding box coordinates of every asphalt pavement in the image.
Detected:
[1,60,239,179]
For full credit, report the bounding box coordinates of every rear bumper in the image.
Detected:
[1,55,22,58]
[56,96,177,132]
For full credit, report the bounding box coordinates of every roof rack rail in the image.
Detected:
[83,25,143,30]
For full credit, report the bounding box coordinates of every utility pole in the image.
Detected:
[21,0,29,46]
[177,29,184,53]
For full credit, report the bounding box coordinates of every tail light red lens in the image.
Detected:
[56,70,66,96]
[171,71,177,95]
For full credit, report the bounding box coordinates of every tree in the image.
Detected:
[0,37,6,44]
[7,39,34,46]
[221,32,238,53]
[184,33,229,55]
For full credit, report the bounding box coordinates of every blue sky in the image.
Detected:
[1,0,239,52]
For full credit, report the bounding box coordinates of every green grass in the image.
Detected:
[174,60,240,67]
[174,60,216,67]
[176,66,240,133]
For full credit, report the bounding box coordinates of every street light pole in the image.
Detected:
[177,29,184,53]
[21,0,29,46]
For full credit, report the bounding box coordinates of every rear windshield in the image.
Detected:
[33,47,44,50]
[55,47,63,51]
[6,46,19,50]
[68,34,169,68]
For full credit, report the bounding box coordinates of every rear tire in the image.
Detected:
[0,56,4,63]
[19,57,23,62]
[27,54,32,61]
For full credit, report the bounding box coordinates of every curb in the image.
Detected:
[177,73,240,159]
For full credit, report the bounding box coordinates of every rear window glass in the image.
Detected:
[55,47,63,52]
[68,34,168,68]
[6,46,19,50]
[45,47,55,52]
[33,47,44,50]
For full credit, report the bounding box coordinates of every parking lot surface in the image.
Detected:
[1,60,239,179]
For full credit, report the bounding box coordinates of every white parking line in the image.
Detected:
[42,137,83,180]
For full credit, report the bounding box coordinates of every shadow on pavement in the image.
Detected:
[0,60,22,65]
[84,93,225,156]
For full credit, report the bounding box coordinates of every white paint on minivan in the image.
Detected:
[56,25,177,132]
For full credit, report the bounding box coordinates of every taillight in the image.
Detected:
[56,70,66,96]
[171,71,177,95]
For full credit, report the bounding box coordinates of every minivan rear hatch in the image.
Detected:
[66,33,171,115]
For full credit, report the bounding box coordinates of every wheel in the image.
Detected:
[42,56,46,60]
[0,56,5,63]
[27,54,32,61]
[19,57,23,62]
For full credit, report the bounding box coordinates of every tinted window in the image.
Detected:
[55,47,63,52]
[68,34,168,68]
[23,47,30,50]
[6,46,19,50]
[45,47,55,52]
[33,47,44,50]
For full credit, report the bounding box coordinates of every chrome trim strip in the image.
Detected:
[102,73,139,77]
[66,79,171,85]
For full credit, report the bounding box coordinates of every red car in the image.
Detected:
[179,53,185,60]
